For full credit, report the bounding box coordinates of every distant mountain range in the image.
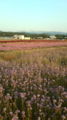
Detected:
[0,31,67,35]
[28,31,67,35]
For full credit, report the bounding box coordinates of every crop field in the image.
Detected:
[0,47,67,120]
[0,40,67,50]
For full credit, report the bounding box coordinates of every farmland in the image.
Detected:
[0,40,67,50]
[0,46,67,120]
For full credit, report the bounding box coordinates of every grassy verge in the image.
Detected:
[0,47,67,66]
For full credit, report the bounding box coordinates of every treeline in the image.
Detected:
[0,31,67,39]
[25,33,50,39]
[55,34,67,39]
[0,32,26,37]
[0,32,50,38]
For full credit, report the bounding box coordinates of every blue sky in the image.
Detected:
[0,0,67,32]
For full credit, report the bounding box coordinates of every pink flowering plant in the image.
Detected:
[0,47,67,120]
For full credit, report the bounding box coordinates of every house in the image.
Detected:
[13,35,31,40]
[64,37,67,39]
[24,37,31,40]
[13,35,25,40]
[37,37,43,39]
[50,35,56,39]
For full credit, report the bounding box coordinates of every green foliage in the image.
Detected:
[55,34,67,39]
[0,31,50,38]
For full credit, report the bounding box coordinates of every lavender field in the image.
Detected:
[0,47,67,120]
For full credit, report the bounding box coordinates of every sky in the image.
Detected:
[0,0,67,32]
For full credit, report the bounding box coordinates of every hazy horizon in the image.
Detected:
[0,30,67,34]
[0,0,67,32]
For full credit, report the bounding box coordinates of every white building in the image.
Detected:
[50,35,56,39]
[24,37,31,40]
[13,35,25,40]
[13,35,31,40]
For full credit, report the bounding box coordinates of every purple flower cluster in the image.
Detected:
[0,62,67,120]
